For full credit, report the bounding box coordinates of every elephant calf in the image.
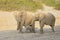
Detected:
[37,13,56,33]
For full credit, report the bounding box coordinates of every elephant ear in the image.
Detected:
[39,13,46,21]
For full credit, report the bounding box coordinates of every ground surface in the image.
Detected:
[0,25,60,40]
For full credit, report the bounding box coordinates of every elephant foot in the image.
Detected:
[25,29,36,33]
[52,29,55,32]
[40,30,44,34]
[30,31,36,33]
[52,30,55,33]
[17,28,18,30]
[30,29,35,33]
[29,30,36,33]
[26,27,36,33]
[17,27,20,30]
[52,30,55,32]
[40,32,44,34]
[17,29,24,33]
[18,31,24,33]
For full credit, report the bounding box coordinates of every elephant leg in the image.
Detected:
[25,19,35,33]
[39,21,44,33]
[50,24,55,32]
[25,24,35,33]
[17,22,20,30]
[30,20,35,33]
[25,25,33,33]
[29,25,35,33]
[17,22,23,33]
[19,17,25,33]
[19,23,24,33]
[19,26,23,33]
[28,25,33,32]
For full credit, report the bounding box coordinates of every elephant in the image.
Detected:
[35,12,56,33]
[14,11,36,33]
[14,11,55,33]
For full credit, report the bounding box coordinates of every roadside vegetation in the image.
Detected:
[0,0,60,11]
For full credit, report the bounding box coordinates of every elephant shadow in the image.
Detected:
[34,25,60,33]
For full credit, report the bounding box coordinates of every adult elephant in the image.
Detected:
[35,12,56,33]
[14,11,36,33]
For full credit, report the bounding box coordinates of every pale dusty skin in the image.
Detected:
[15,10,55,33]
[14,11,36,33]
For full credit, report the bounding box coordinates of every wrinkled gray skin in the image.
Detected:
[14,11,55,33]
[35,13,55,33]
[14,11,35,33]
